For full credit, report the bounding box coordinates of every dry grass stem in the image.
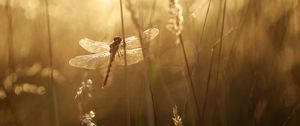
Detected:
[167,0,201,121]
[119,0,131,125]
[126,0,157,125]
[44,0,60,125]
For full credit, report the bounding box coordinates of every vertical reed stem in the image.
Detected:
[119,0,131,125]
[126,0,157,125]
[216,0,227,85]
[191,0,212,123]
[44,0,60,125]
[5,0,14,72]
[201,48,215,124]
[5,0,20,125]
[201,27,235,125]
[215,0,227,125]
[119,0,127,66]
[200,2,223,124]
[148,0,157,27]
[178,34,201,122]
[195,0,212,63]
[137,29,157,126]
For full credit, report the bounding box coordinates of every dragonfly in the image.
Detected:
[69,28,159,88]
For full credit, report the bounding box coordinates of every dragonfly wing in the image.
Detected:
[79,38,110,53]
[115,48,144,65]
[123,36,141,50]
[142,28,159,41]
[121,28,159,50]
[69,53,110,70]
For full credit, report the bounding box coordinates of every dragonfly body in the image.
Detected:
[69,28,159,88]
[103,37,122,88]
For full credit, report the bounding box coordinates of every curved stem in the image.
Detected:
[119,0,131,125]
[179,34,201,122]
[44,0,60,125]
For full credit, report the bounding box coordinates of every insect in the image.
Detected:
[69,28,159,88]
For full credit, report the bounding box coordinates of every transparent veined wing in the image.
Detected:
[79,38,110,53]
[123,36,140,50]
[126,48,144,65]
[69,52,110,70]
[142,28,159,41]
[120,28,159,49]
[115,48,144,65]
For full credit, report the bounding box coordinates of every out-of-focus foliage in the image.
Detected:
[172,105,183,126]
[81,111,97,126]
[75,79,93,99]
[1,62,64,99]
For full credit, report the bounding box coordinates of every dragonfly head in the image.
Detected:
[113,36,122,45]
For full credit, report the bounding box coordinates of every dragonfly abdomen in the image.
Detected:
[102,37,122,88]
[102,55,115,88]
[102,42,120,88]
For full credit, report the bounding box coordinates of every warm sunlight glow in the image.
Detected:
[0,0,299,125]
[99,0,117,5]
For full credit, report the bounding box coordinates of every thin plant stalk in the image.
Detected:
[5,0,14,72]
[5,0,20,125]
[148,0,157,27]
[119,0,131,125]
[44,0,60,125]
[201,48,214,123]
[126,0,157,125]
[178,34,201,122]
[119,0,127,67]
[201,27,235,124]
[167,0,201,122]
[215,0,227,83]
[195,0,212,65]
[215,0,228,125]
[190,0,213,122]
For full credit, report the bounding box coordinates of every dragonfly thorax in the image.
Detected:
[109,36,122,53]
[112,37,122,45]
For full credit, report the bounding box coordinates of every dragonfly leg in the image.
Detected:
[117,50,123,57]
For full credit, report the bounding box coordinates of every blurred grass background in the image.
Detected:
[0,0,300,126]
